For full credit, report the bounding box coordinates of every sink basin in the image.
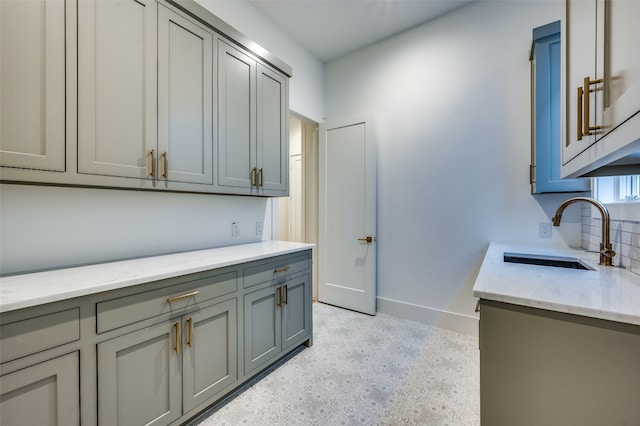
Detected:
[503,252,595,271]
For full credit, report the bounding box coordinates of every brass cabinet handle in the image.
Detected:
[357,236,374,243]
[174,322,180,354]
[186,317,193,348]
[474,300,480,313]
[274,266,291,274]
[251,167,257,186]
[161,151,168,178]
[166,290,199,303]
[283,285,288,305]
[276,286,282,307]
[149,149,155,177]
[577,86,584,141]
[582,76,604,137]
[258,168,263,187]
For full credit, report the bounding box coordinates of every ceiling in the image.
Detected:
[247,0,477,62]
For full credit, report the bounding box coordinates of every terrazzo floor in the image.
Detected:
[191,302,480,426]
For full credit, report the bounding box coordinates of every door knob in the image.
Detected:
[357,236,374,243]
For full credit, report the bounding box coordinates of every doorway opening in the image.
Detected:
[277,114,319,300]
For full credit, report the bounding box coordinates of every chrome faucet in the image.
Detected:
[552,197,615,266]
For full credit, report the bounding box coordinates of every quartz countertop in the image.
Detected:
[473,242,640,325]
[0,241,314,313]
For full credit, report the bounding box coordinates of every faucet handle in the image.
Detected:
[601,247,616,258]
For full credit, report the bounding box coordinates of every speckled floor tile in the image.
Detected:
[192,302,479,426]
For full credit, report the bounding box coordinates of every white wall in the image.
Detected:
[324,0,583,334]
[0,184,273,274]
[0,0,323,275]
[195,0,324,123]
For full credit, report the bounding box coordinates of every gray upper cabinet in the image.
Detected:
[158,4,214,185]
[217,40,257,191]
[77,0,158,180]
[218,40,289,196]
[1,0,291,196]
[0,0,66,172]
[563,0,640,177]
[257,65,288,194]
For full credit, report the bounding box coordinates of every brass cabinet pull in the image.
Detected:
[186,318,193,348]
[174,322,180,354]
[149,149,155,177]
[274,266,291,274]
[577,86,584,141]
[161,151,168,178]
[251,167,257,186]
[258,168,263,187]
[283,285,288,305]
[582,76,604,137]
[276,287,282,308]
[474,300,480,313]
[357,236,374,243]
[166,290,199,303]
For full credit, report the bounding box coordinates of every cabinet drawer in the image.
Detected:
[1,308,80,364]
[243,253,310,289]
[96,270,237,333]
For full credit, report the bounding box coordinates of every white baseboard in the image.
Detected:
[376,297,479,337]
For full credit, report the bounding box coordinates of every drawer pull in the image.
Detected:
[174,322,180,354]
[274,266,291,274]
[186,318,193,348]
[167,291,199,303]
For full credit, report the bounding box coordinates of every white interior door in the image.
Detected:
[319,115,376,315]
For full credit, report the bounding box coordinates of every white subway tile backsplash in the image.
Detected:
[582,205,640,276]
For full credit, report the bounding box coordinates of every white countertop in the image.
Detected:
[0,241,314,314]
[473,242,640,325]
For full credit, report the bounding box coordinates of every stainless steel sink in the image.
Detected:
[503,252,595,271]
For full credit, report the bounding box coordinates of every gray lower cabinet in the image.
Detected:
[479,299,640,425]
[0,249,311,425]
[182,298,238,412]
[244,272,311,375]
[0,351,80,426]
[98,321,181,426]
[97,298,238,426]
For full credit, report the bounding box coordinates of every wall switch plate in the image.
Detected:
[232,222,240,237]
[256,221,263,236]
[538,222,552,239]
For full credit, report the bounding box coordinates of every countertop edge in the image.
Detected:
[0,241,315,314]
[472,242,640,326]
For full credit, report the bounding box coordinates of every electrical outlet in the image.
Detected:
[538,222,552,239]
[256,221,263,236]
[232,222,240,237]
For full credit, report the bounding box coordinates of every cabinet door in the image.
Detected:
[0,352,79,426]
[603,0,640,132]
[158,5,214,185]
[218,40,256,190]
[564,0,603,164]
[183,299,238,412]
[282,274,312,350]
[78,0,157,179]
[97,321,181,426]
[257,65,288,194]
[244,285,281,374]
[0,0,65,171]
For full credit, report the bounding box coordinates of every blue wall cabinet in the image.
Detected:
[530,21,590,193]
